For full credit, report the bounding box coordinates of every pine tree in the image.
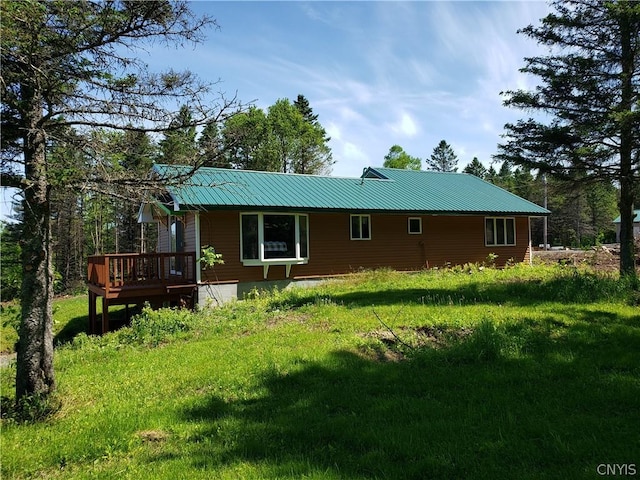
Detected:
[426,140,458,172]
[159,105,198,165]
[497,0,640,277]
[1,0,239,403]
[462,157,487,179]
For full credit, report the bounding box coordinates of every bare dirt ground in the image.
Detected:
[532,240,640,273]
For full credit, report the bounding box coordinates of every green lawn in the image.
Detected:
[1,296,128,353]
[1,265,639,479]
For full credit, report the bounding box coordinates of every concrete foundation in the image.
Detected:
[197,278,329,307]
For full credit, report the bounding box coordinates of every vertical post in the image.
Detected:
[103,255,110,295]
[160,253,166,285]
[194,212,201,284]
[101,297,109,334]
[88,291,96,334]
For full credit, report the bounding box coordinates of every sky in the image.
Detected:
[0,1,552,222]
[180,0,551,177]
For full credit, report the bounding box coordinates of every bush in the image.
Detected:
[119,306,197,347]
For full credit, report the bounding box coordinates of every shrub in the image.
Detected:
[119,306,196,346]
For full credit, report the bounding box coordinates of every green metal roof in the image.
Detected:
[613,210,640,223]
[153,164,550,216]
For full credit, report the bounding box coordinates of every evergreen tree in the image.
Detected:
[426,140,458,172]
[497,0,640,277]
[513,168,535,201]
[294,94,319,124]
[0,219,22,301]
[159,105,198,164]
[1,0,239,402]
[199,121,228,168]
[485,165,499,184]
[117,130,156,253]
[462,157,487,179]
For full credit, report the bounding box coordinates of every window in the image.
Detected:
[241,214,259,260]
[485,217,516,246]
[351,214,371,240]
[408,217,422,234]
[264,214,296,259]
[240,213,309,263]
[169,216,184,273]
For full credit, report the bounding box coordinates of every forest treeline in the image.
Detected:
[1,112,621,301]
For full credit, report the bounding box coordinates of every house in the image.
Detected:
[137,165,549,305]
[613,210,640,242]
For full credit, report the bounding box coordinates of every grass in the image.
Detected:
[1,297,128,353]
[1,264,639,479]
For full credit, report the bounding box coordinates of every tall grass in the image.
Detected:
[1,264,639,479]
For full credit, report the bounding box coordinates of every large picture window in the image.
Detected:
[240,213,310,265]
[485,217,516,246]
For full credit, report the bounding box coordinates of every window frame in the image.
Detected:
[350,214,372,240]
[408,217,422,235]
[239,212,310,276]
[169,215,184,274]
[485,217,516,247]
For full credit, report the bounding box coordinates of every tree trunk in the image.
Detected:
[619,180,636,278]
[617,9,637,280]
[15,95,55,401]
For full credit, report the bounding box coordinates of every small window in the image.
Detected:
[408,217,422,234]
[299,215,308,258]
[241,214,259,260]
[485,217,516,246]
[351,215,371,240]
[169,216,185,274]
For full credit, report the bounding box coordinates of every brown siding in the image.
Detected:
[183,213,197,253]
[199,211,532,283]
[157,217,170,252]
[157,214,195,252]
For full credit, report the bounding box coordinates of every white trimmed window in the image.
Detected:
[350,214,371,240]
[408,217,422,234]
[169,215,184,274]
[485,217,516,246]
[240,213,309,277]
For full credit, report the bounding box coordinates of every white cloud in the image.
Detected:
[325,121,341,141]
[155,2,552,179]
[389,112,419,138]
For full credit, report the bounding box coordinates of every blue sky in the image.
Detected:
[0,1,551,221]
[179,1,550,177]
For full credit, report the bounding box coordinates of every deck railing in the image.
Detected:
[87,252,197,294]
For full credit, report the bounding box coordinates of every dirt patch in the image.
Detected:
[0,353,16,368]
[533,246,620,272]
[137,430,169,443]
[532,244,634,273]
[360,325,474,362]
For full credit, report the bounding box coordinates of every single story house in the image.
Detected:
[613,210,640,242]
[138,165,549,304]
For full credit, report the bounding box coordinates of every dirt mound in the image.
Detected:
[533,241,640,273]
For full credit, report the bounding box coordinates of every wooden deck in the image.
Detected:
[87,252,198,334]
